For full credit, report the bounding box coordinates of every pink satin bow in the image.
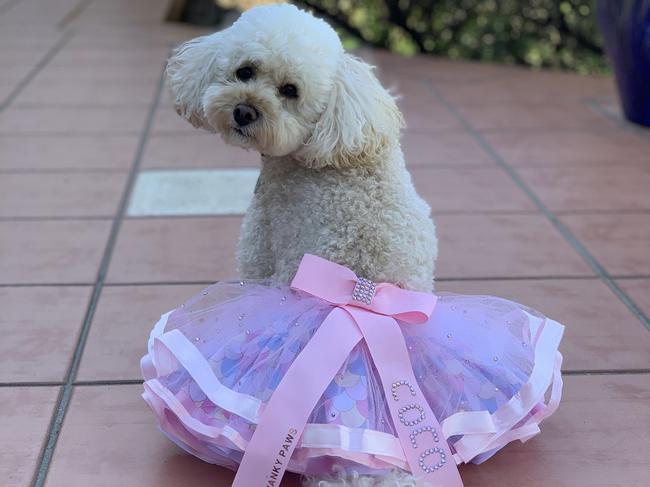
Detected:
[232,254,464,487]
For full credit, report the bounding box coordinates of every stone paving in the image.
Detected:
[1,1,649,486]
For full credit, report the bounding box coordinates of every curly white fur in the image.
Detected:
[303,467,419,487]
[166,4,438,485]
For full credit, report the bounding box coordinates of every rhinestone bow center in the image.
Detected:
[351,277,376,305]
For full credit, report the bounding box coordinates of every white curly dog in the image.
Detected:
[167,3,437,486]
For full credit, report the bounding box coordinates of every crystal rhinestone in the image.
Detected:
[398,404,425,426]
[411,425,440,448]
[195,337,200,342]
[418,446,447,472]
[238,313,245,321]
[391,380,416,400]
[330,412,336,417]
[281,296,286,302]
[245,330,250,335]
[493,356,499,362]
[447,333,452,339]
[239,281,245,286]
[351,277,376,305]
[202,291,208,295]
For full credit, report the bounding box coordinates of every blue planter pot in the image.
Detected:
[597,0,650,127]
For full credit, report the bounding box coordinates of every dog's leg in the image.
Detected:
[237,197,274,279]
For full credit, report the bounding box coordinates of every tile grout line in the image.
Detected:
[0,168,130,174]
[0,381,63,388]
[1,126,643,137]
[0,283,95,288]
[11,103,154,109]
[56,0,93,31]
[121,210,544,220]
[423,79,650,333]
[3,367,649,390]
[73,379,145,386]
[562,368,650,376]
[2,274,650,289]
[583,97,650,141]
[582,97,628,128]
[435,275,619,282]
[0,131,150,137]
[0,31,73,111]
[31,61,168,487]
[2,214,123,223]
[100,275,650,284]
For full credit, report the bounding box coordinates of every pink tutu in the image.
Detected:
[141,255,563,484]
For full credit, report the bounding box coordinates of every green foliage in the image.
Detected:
[297,0,608,74]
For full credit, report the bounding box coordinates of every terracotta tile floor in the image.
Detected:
[1,1,648,486]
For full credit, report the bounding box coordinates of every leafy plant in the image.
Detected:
[295,0,608,74]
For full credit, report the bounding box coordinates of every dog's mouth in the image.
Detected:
[232,126,251,138]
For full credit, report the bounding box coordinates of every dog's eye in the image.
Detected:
[279,84,298,99]
[236,66,254,81]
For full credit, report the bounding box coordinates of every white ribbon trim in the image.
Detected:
[441,411,496,437]
[141,311,172,380]
[300,423,405,459]
[155,329,263,423]
[453,317,564,463]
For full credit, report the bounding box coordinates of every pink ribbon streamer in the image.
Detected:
[232,254,464,487]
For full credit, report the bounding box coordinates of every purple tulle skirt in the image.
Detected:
[141,279,563,477]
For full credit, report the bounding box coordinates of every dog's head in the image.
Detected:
[166,3,403,168]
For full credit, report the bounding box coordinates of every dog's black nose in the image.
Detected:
[233,103,259,127]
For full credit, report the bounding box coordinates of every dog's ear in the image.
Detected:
[297,53,404,169]
[166,33,223,130]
